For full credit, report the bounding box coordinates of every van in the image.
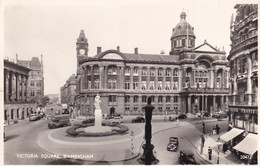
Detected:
[48,114,71,129]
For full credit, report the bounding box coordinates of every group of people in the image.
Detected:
[202,122,220,135]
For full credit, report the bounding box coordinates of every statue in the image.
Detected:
[94,94,101,109]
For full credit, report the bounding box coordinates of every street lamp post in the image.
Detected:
[216,142,222,164]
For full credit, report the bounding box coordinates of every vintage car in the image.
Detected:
[176,113,187,119]
[132,116,145,123]
[167,137,179,151]
[179,150,199,165]
[110,117,122,124]
[29,114,40,121]
[48,114,71,129]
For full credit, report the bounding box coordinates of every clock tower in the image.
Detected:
[76,30,88,75]
[76,30,89,57]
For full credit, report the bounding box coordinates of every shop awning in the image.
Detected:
[233,133,258,155]
[220,128,244,142]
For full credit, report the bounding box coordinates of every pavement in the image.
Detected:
[195,130,244,165]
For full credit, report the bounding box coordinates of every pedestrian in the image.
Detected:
[201,134,205,147]
[208,146,212,160]
[216,124,220,134]
[222,143,228,154]
[202,122,205,133]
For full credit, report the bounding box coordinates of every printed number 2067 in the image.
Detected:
[240,155,252,160]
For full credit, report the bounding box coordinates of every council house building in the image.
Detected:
[75,12,230,116]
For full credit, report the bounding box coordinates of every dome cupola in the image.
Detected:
[170,11,196,55]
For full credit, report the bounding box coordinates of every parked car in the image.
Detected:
[212,111,227,119]
[82,118,95,124]
[177,113,187,119]
[29,114,40,121]
[197,111,211,118]
[48,114,71,129]
[167,137,179,151]
[179,150,199,165]
[110,117,122,124]
[132,116,145,123]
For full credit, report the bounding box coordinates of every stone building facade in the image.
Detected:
[4,59,37,125]
[60,74,77,106]
[17,55,44,104]
[75,12,230,116]
[224,4,258,163]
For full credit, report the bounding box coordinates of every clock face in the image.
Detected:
[79,49,85,55]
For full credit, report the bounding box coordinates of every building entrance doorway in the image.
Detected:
[110,107,115,116]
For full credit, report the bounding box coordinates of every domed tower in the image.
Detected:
[169,11,196,55]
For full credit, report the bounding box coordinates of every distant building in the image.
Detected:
[60,74,77,106]
[75,12,230,116]
[45,94,59,104]
[17,55,44,105]
[222,4,258,164]
[4,59,37,125]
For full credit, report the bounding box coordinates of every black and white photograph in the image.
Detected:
[1,0,258,165]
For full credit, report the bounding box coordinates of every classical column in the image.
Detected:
[5,70,9,102]
[188,95,191,113]
[205,95,208,112]
[155,68,158,90]
[121,66,125,90]
[170,69,173,90]
[21,75,25,101]
[213,96,216,113]
[90,65,94,89]
[233,77,237,104]
[246,55,252,105]
[221,96,224,111]
[209,69,214,88]
[99,65,104,89]
[179,69,183,90]
[16,74,21,101]
[130,67,133,90]
[202,94,204,112]
[162,68,166,90]
[25,76,29,101]
[163,95,166,113]
[147,67,150,90]
[138,67,142,90]
[104,65,108,89]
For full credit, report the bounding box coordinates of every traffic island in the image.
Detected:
[66,123,129,137]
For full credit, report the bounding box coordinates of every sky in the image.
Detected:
[3,0,258,95]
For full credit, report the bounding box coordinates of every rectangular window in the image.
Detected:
[150,96,155,102]
[109,95,116,102]
[133,82,138,90]
[158,107,163,112]
[142,96,147,103]
[158,81,162,90]
[94,80,100,89]
[108,68,117,75]
[166,69,171,76]
[125,82,130,89]
[150,69,155,76]
[125,107,130,111]
[142,69,147,76]
[125,68,130,75]
[134,107,138,112]
[134,96,139,103]
[88,80,91,89]
[150,81,155,90]
[166,96,171,103]
[158,69,163,76]
[94,67,99,74]
[166,107,171,110]
[125,96,130,103]
[133,68,139,75]
[141,81,146,90]
[165,81,170,90]
[30,81,34,86]
[174,96,178,103]
[173,69,178,76]
[158,96,163,103]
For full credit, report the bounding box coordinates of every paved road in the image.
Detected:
[4,113,228,165]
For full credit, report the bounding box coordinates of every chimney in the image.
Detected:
[97,47,102,54]
[117,46,120,51]
[134,47,138,54]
